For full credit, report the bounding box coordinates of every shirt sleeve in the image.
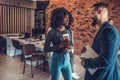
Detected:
[71,30,74,47]
[44,30,59,52]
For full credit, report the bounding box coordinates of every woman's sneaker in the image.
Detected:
[72,72,80,80]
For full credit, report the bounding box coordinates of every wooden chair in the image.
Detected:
[22,44,46,78]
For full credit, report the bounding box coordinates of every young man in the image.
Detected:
[80,2,120,80]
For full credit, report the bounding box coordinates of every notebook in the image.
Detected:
[80,44,98,75]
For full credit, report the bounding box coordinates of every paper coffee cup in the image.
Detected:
[62,34,70,40]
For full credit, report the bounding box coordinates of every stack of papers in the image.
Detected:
[80,44,98,58]
[80,44,98,75]
[26,38,39,42]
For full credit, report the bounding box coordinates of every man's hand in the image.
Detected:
[80,47,87,53]
[80,58,86,67]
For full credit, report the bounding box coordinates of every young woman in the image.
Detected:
[44,7,72,80]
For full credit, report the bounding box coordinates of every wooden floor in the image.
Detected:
[0,51,85,80]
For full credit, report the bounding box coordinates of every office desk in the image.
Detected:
[0,34,46,66]
[0,34,45,56]
[0,34,53,66]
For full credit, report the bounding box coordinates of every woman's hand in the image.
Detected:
[58,39,70,48]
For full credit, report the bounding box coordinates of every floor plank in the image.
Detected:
[0,51,85,80]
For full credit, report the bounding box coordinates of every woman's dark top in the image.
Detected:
[44,29,71,54]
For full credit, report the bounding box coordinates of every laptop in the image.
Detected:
[19,32,30,39]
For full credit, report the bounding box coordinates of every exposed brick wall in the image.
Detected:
[46,0,120,55]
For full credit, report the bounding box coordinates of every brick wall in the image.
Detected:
[46,0,120,55]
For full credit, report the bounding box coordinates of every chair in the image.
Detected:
[22,44,46,78]
[11,39,23,60]
[0,37,6,51]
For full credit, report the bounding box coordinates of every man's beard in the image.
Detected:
[92,18,98,26]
